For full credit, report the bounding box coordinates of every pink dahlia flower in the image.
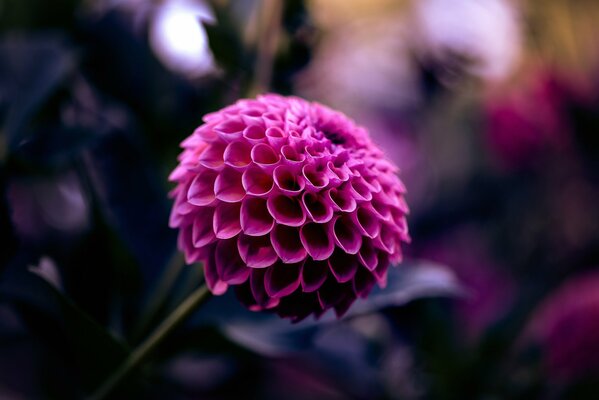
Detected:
[169,94,410,321]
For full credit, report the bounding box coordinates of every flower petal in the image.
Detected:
[213,202,242,239]
[240,197,274,236]
[264,260,302,298]
[300,222,334,261]
[271,224,307,263]
[238,233,278,268]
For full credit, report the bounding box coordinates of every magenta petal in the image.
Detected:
[187,170,218,206]
[271,224,307,263]
[358,239,378,271]
[332,215,362,254]
[238,233,278,268]
[273,165,305,194]
[251,143,280,169]
[213,202,242,239]
[326,160,350,182]
[300,222,334,261]
[224,141,252,168]
[302,163,329,191]
[281,144,305,164]
[192,207,216,246]
[214,168,245,203]
[242,165,274,197]
[243,125,266,144]
[204,246,228,295]
[215,239,250,284]
[317,279,349,309]
[373,252,390,286]
[213,118,245,141]
[327,186,357,212]
[301,259,329,292]
[349,177,373,201]
[193,124,217,142]
[352,206,381,238]
[266,126,288,148]
[264,261,302,298]
[302,192,334,223]
[267,194,306,227]
[353,267,376,298]
[370,196,392,221]
[328,248,359,283]
[240,197,274,236]
[198,142,226,169]
[250,269,279,308]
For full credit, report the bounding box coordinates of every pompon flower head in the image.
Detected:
[169,94,410,322]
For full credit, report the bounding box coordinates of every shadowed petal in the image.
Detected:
[187,170,218,206]
[214,168,245,203]
[224,140,252,168]
[301,259,329,292]
[213,117,245,141]
[215,239,250,284]
[238,234,278,268]
[192,207,216,246]
[353,266,376,298]
[198,142,226,170]
[242,165,274,197]
[264,261,302,298]
[204,245,228,295]
[267,194,305,227]
[251,268,280,309]
[271,224,307,263]
[302,192,334,223]
[213,202,242,239]
[251,143,280,170]
[300,222,334,261]
[327,186,356,212]
[329,248,359,283]
[332,215,362,254]
[240,197,274,236]
[358,238,378,271]
[273,165,305,195]
[351,206,381,238]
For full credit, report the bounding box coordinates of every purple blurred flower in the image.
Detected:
[484,70,574,169]
[528,270,599,380]
[169,94,410,321]
[417,227,514,340]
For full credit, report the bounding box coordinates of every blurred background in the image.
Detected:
[2,0,599,398]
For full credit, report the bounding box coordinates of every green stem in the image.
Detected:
[131,252,185,341]
[88,284,210,400]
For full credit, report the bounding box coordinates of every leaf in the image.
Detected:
[342,260,465,319]
[0,262,129,391]
[0,35,76,151]
[197,260,463,356]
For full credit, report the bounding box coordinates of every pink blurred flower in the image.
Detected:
[484,70,574,169]
[417,227,514,340]
[169,94,410,321]
[528,270,599,380]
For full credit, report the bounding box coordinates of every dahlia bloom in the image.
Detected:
[169,94,409,321]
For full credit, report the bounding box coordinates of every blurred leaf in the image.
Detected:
[0,35,75,151]
[0,262,129,392]
[344,261,465,318]
[197,261,462,356]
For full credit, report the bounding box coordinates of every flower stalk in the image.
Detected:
[88,284,210,400]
